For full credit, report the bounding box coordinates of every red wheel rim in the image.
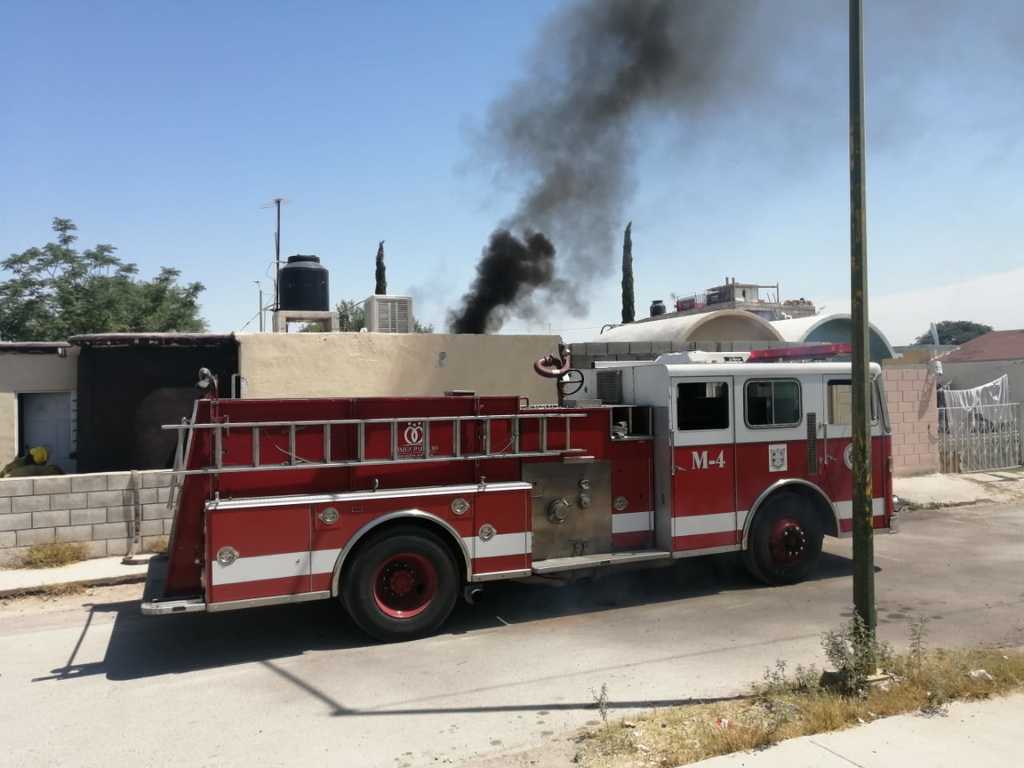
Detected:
[768,517,808,567]
[372,552,438,619]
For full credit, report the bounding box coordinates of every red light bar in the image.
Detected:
[747,343,852,362]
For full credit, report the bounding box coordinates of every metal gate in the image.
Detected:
[938,403,1023,473]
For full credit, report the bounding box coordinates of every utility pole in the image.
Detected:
[849,0,876,633]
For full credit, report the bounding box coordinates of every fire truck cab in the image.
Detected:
[142,355,893,641]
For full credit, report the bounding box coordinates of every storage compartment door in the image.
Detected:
[207,504,311,604]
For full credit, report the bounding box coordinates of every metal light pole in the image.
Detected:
[849,0,876,633]
[273,197,283,311]
[255,281,264,332]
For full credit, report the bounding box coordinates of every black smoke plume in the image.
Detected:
[450,0,744,332]
[449,230,555,334]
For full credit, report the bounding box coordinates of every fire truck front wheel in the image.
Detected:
[743,491,824,586]
[342,526,459,642]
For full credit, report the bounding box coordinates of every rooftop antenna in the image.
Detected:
[262,197,288,311]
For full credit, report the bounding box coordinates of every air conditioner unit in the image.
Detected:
[365,295,414,333]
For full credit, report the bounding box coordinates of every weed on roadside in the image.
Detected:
[575,621,1024,768]
[17,542,87,569]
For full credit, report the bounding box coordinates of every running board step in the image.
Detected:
[531,550,671,575]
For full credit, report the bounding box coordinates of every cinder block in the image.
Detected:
[82,540,107,559]
[0,498,9,515]
[140,520,164,536]
[138,488,158,504]
[0,478,35,497]
[142,535,167,551]
[93,522,129,540]
[17,527,55,546]
[33,509,70,528]
[627,342,653,354]
[12,495,50,514]
[650,341,673,354]
[143,503,170,520]
[105,538,129,556]
[50,492,88,509]
[106,472,137,491]
[0,513,32,532]
[33,476,71,495]
[87,490,132,508]
[142,471,173,488]
[584,342,608,355]
[162,519,174,534]
[157,487,171,502]
[106,506,135,523]
[606,342,630,354]
[0,547,28,567]
[71,508,107,525]
[56,525,94,543]
[0,531,15,548]
[71,474,107,493]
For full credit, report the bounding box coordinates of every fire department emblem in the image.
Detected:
[398,421,425,458]
[768,443,788,473]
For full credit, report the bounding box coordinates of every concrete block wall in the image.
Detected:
[882,364,939,477]
[0,470,173,566]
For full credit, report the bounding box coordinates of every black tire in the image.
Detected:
[743,491,824,586]
[342,526,459,642]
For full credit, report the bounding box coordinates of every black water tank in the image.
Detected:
[278,254,329,311]
[650,299,666,316]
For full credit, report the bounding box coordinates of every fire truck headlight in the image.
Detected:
[613,496,629,512]
[451,497,471,516]
[216,546,239,567]
[478,523,496,541]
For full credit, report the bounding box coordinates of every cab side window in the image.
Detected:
[745,379,801,427]
[677,382,729,431]
[828,379,877,424]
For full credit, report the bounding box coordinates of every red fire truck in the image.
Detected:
[142,353,894,641]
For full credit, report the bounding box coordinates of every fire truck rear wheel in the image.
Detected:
[743,491,823,586]
[343,526,459,642]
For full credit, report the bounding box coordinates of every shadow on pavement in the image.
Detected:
[36,551,857,687]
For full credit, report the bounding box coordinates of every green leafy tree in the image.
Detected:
[621,221,635,324]
[374,240,387,295]
[0,218,205,340]
[913,320,992,346]
[336,299,367,332]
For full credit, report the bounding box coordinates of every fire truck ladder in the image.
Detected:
[164,411,585,481]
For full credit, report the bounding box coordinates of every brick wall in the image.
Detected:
[882,363,939,477]
[0,470,174,566]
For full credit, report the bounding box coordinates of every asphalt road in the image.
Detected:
[2,503,1022,768]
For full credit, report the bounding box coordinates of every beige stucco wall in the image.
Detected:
[237,333,561,404]
[0,348,79,467]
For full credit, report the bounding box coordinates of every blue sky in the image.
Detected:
[3,1,1021,344]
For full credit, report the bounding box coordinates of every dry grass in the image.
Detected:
[577,648,1024,768]
[38,582,87,598]
[143,536,169,554]
[17,542,87,569]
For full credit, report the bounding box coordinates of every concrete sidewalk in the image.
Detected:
[0,554,151,597]
[693,693,1023,767]
[894,468,1024,507]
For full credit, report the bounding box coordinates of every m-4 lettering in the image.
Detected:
[691,449,726,470]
